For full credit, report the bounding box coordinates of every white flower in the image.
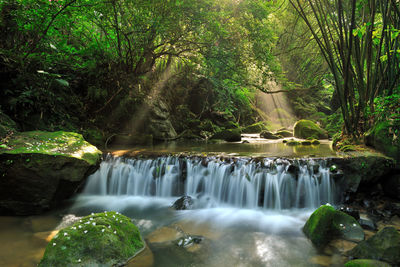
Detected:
[53,243,56,246]
[64,233,68,236]
[90,218,93,221]
[92,222,96,226]
[114,231,117,234]
[339,223,344,227]
[108,225,111,229]
[79,220,82,223]
[79,225,82,229]
[112,215,115,218]
[72,227,76,230]
[102,229,105,232]
[78,259,81,262]
[84,230,88,234]
[120,220,122,223]
[353,223,357,227]
[91,213,94,215]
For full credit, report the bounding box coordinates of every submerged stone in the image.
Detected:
[260,130,280,139]
[172,196,195,210]
[39,212,144,267]
[303,205,364,248]
[0,131,101,215]
[348,227,400,265]
[294,120,328,139]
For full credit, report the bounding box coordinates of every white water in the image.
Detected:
[82,155,335,210]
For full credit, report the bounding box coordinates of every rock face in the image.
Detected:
[0,131,101,215]
[348,227,400,265]
[146,99,177,140]
[0,110,18,138]
[39,212,144,267]
[293,120,328,139]
[365,121,400,164]
[275,130,293,137]
[303,205,364,248]
[328,156,395,193]
[211,129,241,142]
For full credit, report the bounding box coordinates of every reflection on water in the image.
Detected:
[110,136,336,158]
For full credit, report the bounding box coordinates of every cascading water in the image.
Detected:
[82,155,336,210]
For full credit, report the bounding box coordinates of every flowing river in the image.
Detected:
[0,139,342,266]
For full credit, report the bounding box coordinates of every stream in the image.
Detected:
[0,138,342,266]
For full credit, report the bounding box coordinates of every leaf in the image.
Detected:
[55,79,69,87]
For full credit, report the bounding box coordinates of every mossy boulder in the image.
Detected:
[0,131,101,215]
[211,129,241,142]
[348,227,400,265]
[275,130,293,137]
[242,122,269,133]
[311,139,320,145]
[345,259,392,267]
[303,205,364,248]
[260,130,280,139]
[286,140,301,146]
[365,121,400,164]
[39,212,144,267]
[0,110,18,138]
[294,120,328,139]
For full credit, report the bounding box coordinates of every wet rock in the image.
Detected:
[0,109,18,138]
[348,227,400,265]
[172,196,195,210]
[381,174,400,200]
[344,259,392,267]
[293,120,328,139]
[39,212,144,267]
[301,141,312,145]
[275,130,293,137]
[176,235,203,248]
[211,129,241,142]
[260,130,280,139]
[303,205,364,248]
[242,122,269,134]
[358,218,377,231]
[242,140,250,144]
[339,206,360,220]
[0,131,101,215]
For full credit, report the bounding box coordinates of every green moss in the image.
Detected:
[242,122,270,133]
[311,139,320,145]
[0,131,101,165]
[260,130,280,139]
[275,130,293,137]
[366,121,400,163]
[287,140,301,146]
[39,212,144,267]
[211,129,241,142]
[293,120,328,139]
[303,205,336,248]
[345,259,391,267]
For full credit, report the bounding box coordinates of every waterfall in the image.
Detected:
[83,155,336,210]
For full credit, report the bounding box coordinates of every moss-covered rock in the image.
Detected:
[39,212,144,267]
[260,130,280,139]
[275,130,293,137]
[303,205,364,249]
[294,120,328,139]
[0,110,18,138]
[348,227,400,265]
[287,140,301,146]
[301,141,312,146]
[211,129,241,142]
[365,121,400,164]
[0,131,101,214]
[311,139,320,145]
[344,259,392,267]
[242,122,269,133]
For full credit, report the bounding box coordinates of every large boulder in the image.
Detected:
[275,130,293,137]
[211,129,241,142]
[0,131,101,215]
[303,205,364,248]
[39,211,144,266]
[348,227,400,265]
[147,99,177,140]
[294,120,328,139]
[365,121,400,164]
[0,110,18,138]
